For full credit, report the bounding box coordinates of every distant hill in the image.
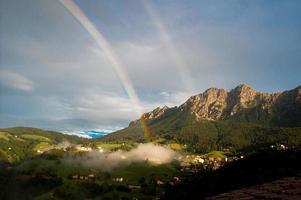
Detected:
[99,84,301,152]
[0,127,86,163]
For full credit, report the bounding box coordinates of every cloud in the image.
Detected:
[0,70,34,91]
[68,91,183,123]
[160,91,170,97]
[64,143,179,171]
[61,131,95,139]
[0,0,300,130]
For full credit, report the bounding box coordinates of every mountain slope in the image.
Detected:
[179,84,301,125]
[99,84,301,152]
[0,127,86,163]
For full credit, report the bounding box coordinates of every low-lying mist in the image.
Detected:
[64,143,179,171]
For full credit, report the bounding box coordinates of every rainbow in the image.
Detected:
[143,0,196,93]
[58,0,152,142]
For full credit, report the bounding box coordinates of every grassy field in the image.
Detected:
[0,127,87,163]
[168,143,184,151]
[112,162,178,183]
[203,151,227,158]
[33,142,53,152]
[0,132,10,141]
[20,134,50,142]
[96,143,137,151]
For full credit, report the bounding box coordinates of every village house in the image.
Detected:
[71,174,95,180]
[113,177,123,182]
[72,175,78,179]
[88,174,95,179]
[76,146,92,152]
[97,146,104,152]
[156,180,165,185]
[173,176,181,182]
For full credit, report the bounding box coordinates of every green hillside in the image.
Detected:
[0,127,86,163]
[99,120,301,153]
[98,85,301,153]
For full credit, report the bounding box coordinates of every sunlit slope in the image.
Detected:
[99,84,301,152]
[0,127,85,163]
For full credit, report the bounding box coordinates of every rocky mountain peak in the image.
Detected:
[181,87,228,121]
[142,105,169,120]
[127,84,301,128]
[230,83,257,105]
[232,84,256,95]
[180,84,265,120]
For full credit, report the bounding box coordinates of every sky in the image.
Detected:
[0,0,300,131]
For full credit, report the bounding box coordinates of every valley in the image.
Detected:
[0,85,301,199]
[2,0,301,199]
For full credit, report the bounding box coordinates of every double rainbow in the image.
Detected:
[58,0,152,142]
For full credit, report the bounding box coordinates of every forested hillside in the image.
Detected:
[99,84,301,153]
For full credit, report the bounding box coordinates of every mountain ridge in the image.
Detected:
[139,83,301,125]
[99,84,301,152]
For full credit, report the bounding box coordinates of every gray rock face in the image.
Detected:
[182,88,228,121]
[139,84,301,126]
[142,105,169,120]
